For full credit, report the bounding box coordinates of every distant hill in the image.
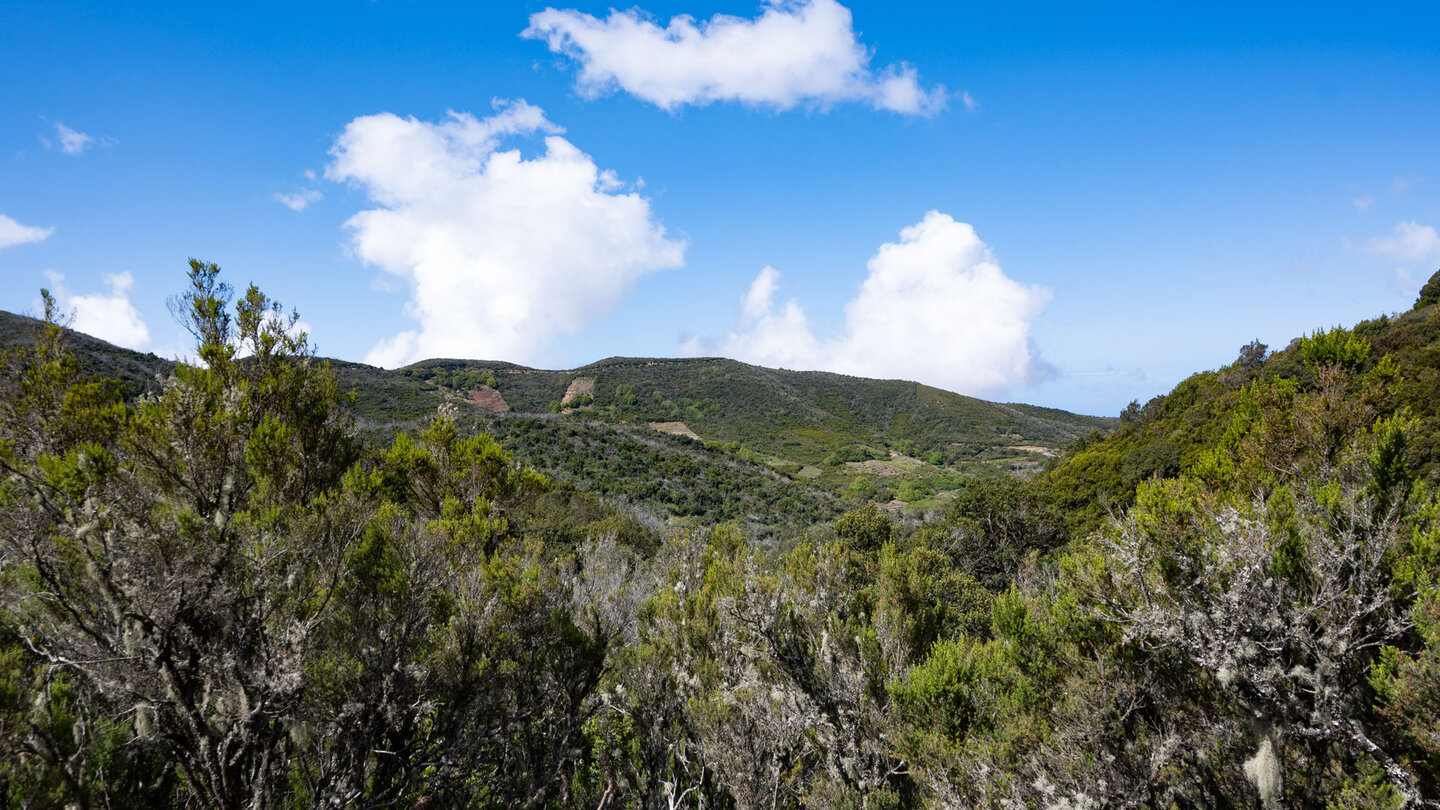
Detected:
[394,355,1113,470]
[0,309,175,400]
[0,309,1115,521]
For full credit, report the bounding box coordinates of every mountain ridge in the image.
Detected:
[0,308,1115,519]
[392,353,1113,469]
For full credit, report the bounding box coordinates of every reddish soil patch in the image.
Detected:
[466,385,510,412]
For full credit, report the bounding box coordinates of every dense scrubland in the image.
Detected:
[2,260,1439,808]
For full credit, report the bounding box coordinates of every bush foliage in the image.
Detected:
[1,262,1439,807]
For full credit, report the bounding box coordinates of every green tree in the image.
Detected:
[834,504,895,552]
[0,262,621,808]
[946,477,1067,591]
[1,262,365,808]
[1416,268,1440,309]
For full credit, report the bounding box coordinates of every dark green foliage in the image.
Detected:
[333,359,454,427]
[823,444,882,466]
[835,503,895,551]
[1118,436,1182,485]
[0,309,172,401]
[1416,268,1440,309]
[401,364,497,391]
[1371,588,1440,764]
[481,413,844,527]
[945,476,1068,591]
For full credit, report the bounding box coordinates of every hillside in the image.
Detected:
[1042,279,1440,534]
[0,309,175,399]
[331,354,1116,508]
[0,309,1108,522]
[394,355,1113,495]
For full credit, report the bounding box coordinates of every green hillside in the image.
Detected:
[0,308,1108,523]
[348,354,1118,508]
[1041,289,1440,535]
[0,309,174,399]
[398,356,1113,496]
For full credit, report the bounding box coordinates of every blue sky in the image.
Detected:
[2,0,1438,416]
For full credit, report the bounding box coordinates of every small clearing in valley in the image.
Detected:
[845,459,906,476]
[1011,445,1056,455]
[649,421,701,440]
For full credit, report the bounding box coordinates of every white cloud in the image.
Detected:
[274,188,322,211]
[684,266,824,369]
[39,120,115,154]
[0,214,53,250]
[523,0,945,115]
[1364,221,1440,264]
[1393,174,1424,193]
[684,212,1052,396]
[39,121,114,155]
[55,122,94,155]
[1390,267,1421,299]
[327,100,686,368]
[1353,195,1373,212]
[961,91,978,112]
[741,265,781,324]
[1365,221,1440,300]
[43,270,151,351]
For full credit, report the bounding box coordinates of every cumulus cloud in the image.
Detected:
[0,214,53,251]
[1365,221,1440,264]
[523,0,945,115]
[43,270,151,351]
[327,100,686,367]
[274,188,322,211]
[684,212,1052,396]
[741,265,781,324]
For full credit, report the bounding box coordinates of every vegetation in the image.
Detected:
[397,353,1113,483]
[479,413,843,528]
[1,261,1439,807]
[1,305,1113,513]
